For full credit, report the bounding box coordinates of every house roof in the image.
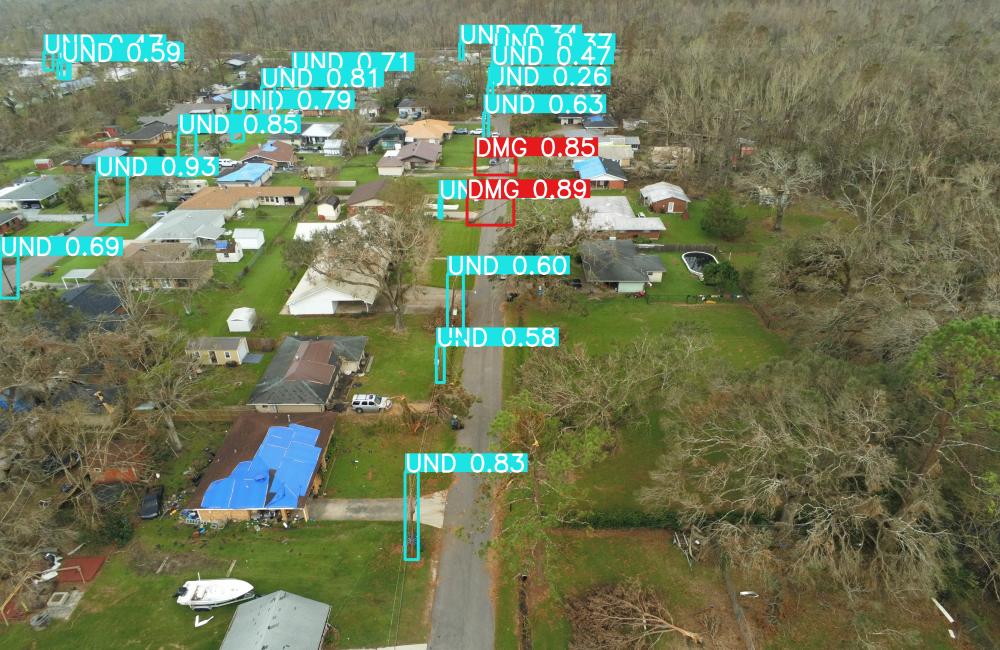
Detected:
[228,307,257,322]
[575,196,665,233]
[217,162,272,184]
[242,140,295,165]
[601,135,640,147]
[572,157,627,181]
[106,242,214,281]
[0,175,66,201]
[138,103,225,126]
[596,143,634,161]
[220,590,331,650]
[402,119,454,140]
[580,239,666,284]
[120,121,172,141]
[248,335,368,407]
[398,98,420,108]
[179,185,307,210]
[301,122,341,139]
[398,140,441,162]
[61,283,124,318]
[364,125,406,149]
[584,114,617,129]
[189,412,335,510]
[80,147,128,165]
[136,209,228,242]
[286,266,381,310]
[0,212,21,226]
[346,178,391,206]
[639,181,690,205]
[187,337,245,352]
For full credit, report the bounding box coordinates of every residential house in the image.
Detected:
[376,141,442,176]
[323,139,344,157]
[572,157,628,189]
[136,209,228,247]
[557,113,586,125]
[594,142,634,168]
[99,242,214,290]
[179,185,308,213]
[298,123,341,150]
[65,147,128,172]
[215,239,243,263]
[187,337,249,366]
[216,163,274,187]
[219,591,331,650]
[248,335,369,413]
[575,196,665,240]
[233,228,265,250]
[60,283,126,324]
[357,98,381,120]
[639,182,690,216]
[364,125,406,153]
[227,307,257,333]
[164,179,209,203]
[397,98,426,119]
[345,178,394,213]
[225,53,263,69]
[188,412,336,523]
[402,119,454,144]
[137,102,227,127]
[241,140,296,170]
[602,135,641,151]
[118,121,173,147]
[582,114,618,134]
[579,239,666,294]
[316,196,341,220]
[0,212,26,234]
[0,175,66,210]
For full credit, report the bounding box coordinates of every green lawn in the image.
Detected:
[15,221,74,237]
[322,417,455,498]
[428,220,482,288]
[0,522,436,650]
[220,133,269,160]
[440,135,476,168]
[336,154,382,186]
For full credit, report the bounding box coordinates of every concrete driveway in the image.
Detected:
[311,491,447,528]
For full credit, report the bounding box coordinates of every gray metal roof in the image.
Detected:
[580,239,665,284]
[220,590,330,650]
[187,337,244,351]
[249,335,367,406]
[0,175,65,201]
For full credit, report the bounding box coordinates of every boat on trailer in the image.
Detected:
[174,579,256,610]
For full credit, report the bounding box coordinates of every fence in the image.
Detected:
[316,180,357,189]
[25,214,86,223]
[636,242,720,253]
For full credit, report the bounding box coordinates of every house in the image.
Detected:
[639,181,690,216]
[323,139,344,157]
[402,119,454,144]
[0,175,66,210]
[215,239,243,263]
[572,157,628,189]
[248,335,369,413]
[594,142,634,168]
[582,114,617,133]
[575,196,665,239]
[138,102,227,127]
[224,53,263,69]
[118,121,173,147]
[579,239,666,294]
[99,242,214,290]
[376,141,442,177]
[299,123,341,150]
[233,228,265,250]
[187,337,249,366]
[216,163,274,187]
[78,147,129,169]
[60,283,126,323]
[219,591,331,650]
[136,209,228,247]
[357,98,381,120]
[188,412,336,522]
[345,178,393,213]
[316,196,341,220]
[227,307,257,333]
[284,266,382,316]
[397,98,426,119]
[0,212,26,234]
[241,140,296,170]
[179,185,308,213]
[557,113,586,125]
[34,158,54,170]
[364,125,406,152]
[602,135,641,152]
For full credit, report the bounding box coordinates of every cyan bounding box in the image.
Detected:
[445,255,571,276]
[177,113,301,136]
[0,258,21,301]
[42,34,183,80]
[436,179,468,219]
[0,237,123,257]
[459,24,583,47]
[290,51,414,72]
[491,31,616,66]
[231,90,354,112]
[487,65,612,92]
[405,453,529,474]
[483,93,605,115]
[259,67,386,89]
[435,327,560,348]
[96,156,218,178]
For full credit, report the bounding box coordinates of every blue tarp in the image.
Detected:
[572,157,607,179]
[200,423,323,510]
[217,162,271,184]
[81,147,128,166]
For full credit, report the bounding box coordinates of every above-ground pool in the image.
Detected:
[681,251,719,280]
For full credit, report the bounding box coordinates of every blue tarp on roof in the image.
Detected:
[573,157,607,179]
[217,162,271,184]
[81,147,128,165]
[261,140,278,152]
[200,423,323,510]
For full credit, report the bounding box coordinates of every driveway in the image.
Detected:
[311,492,447,528]
[428,114,510,650]
[2,188,151,296]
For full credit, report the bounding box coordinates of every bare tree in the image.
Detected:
[748,149,822,231]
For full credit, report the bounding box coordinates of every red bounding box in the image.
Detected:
[475,137,598,159]
[466,195,516,228]
[466,178,590,201]
[472,147,518,177]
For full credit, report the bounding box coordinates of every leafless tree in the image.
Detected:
[747,149,822,231]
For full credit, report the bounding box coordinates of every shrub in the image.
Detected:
[85,506,135,547]
[567,508,680,529]
[701,189,747,240]
[703,261,741,293]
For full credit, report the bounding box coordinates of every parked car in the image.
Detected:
[454,127,469,135]
[351,394,393,414]
[152,210,169,219]
[218,158,238,167]
[139,485,164,520]
[470,128,483,135]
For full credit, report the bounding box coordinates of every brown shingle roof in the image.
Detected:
[180,185,307,210]
[346,178,390,206]
[241,139,295,165]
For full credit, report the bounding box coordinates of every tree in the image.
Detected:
[58,183,84,212]
[702,260,740,293]
[700,189,746,239]
[748,149,822,231]
[569,581,704,649]
[642,355,951,601]
[135,352,204,453]
[284,177,432,331]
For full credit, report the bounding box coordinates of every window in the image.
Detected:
[224,352,232,359]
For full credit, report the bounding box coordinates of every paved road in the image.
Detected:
[2,188,151,295]
[311,492,447,528]
[428,115,510,650]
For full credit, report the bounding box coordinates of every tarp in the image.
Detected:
[200,424,322,510]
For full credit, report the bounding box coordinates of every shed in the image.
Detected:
[187,337,249,366]
[220,590,331,650]
[232,228,265,250]
[227,307,257,333]
[316,196,341,220]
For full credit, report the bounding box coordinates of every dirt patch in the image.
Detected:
[124,540,226,577]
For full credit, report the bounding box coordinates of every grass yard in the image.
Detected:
[0,521,436,650]
[220,133,269,160]
[427,220,482,288]
[15,221,74,237]
[336,153,382,186]
[440,135,476,168]
[322,417,456,498]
